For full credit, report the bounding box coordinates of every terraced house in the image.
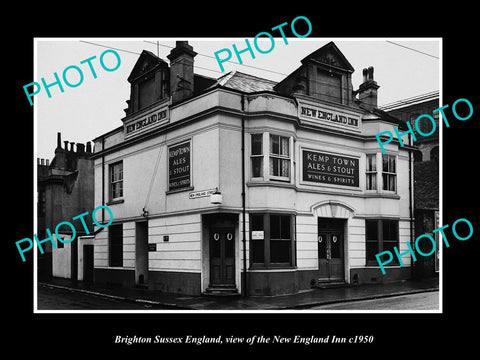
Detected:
[91,40,415,296]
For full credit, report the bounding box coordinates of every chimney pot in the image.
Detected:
[41,158,45,165]
[70,142,75,152]
[57,132,62,149]
[64,141,69,150]
[86,141,92,153]
[46,159,50,166]
[77,143,85,154]
[368,66,374,81]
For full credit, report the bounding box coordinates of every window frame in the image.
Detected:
[249,213,296,269]
[269,134,290,182]
[250,133,264,179]
[365,219,399,266]
[365,153,377,190]
[109,161,124,201]
[382,154,397,192]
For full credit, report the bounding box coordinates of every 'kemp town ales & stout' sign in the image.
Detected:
[302,149,359,187]
[168,141,191,191]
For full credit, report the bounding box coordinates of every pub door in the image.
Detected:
[210,227,235,286]
[318,231,344,282]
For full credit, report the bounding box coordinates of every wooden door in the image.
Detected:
[210,227,235,286]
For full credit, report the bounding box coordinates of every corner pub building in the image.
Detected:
[91,40,415,296]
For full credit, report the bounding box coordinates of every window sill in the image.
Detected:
[166,186,194,195]
[248,265,296,271]
[247,181,295,189]
[107,198,125,206]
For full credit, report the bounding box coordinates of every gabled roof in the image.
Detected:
[127,50,168,83]
[301,41,354,73]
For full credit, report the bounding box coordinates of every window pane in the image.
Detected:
[251,214,263,231]
[389,156,396,173]
[251,134,262,155]
[251,240,264,263]
[280,136,289,156]
[270,240,290,263]
[251,157,263,177]
[383,155,389,172]
[383,220,398,240]
[383,240,397,256]
[280,215,290,239]
[281,159,290,177]
[366,220,378,240]
[366,240,378,261]
[270,135,280,155]
[270,215,281,239]
[366,173,376,190]
[367,154,376,171]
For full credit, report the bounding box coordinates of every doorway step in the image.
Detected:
[314,280,347,289]
[205,284,240,296]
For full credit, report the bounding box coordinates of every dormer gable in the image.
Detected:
[125,50,170,115]
[274,41,355,106]
[300,41,354,73]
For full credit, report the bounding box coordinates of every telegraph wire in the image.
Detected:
[385,41,439,60]
[78,40,439,102]
[79,40,142,56]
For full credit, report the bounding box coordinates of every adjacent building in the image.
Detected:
[91,41,416,296]
[380,92,440,276]
[37,133,94,281]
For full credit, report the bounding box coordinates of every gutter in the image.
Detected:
[241,94,248,298]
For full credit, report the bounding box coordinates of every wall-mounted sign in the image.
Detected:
[189,189,216,199]
[168,141,191,191]
[302,149,359,187]
[251,231,264,240]
[148,243,157,251]
[298,102,360,129]
[124,105,169,138]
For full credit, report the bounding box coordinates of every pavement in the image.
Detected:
[38,276,439,310]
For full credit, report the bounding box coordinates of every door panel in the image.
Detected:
[210,228,235,286]
[318,231,344,281]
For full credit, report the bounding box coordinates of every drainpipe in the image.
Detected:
[241,94,248,297]
[101,136,105,223]
[408,134,414,278]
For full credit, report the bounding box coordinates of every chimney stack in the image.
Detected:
[357,66,379,111]
[56,132,62,150]
[167,41,197,104]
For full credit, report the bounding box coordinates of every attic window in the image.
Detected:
[138,76,156,109]
[315,67,341,103]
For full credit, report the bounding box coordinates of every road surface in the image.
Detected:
[307,291,439,310]
[37,284,158,310]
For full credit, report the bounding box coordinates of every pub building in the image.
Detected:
[91,41,415,296]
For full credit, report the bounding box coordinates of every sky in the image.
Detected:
[35,38,440,160]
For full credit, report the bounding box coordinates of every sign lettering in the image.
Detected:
[168,141,191,191]
[302,149,359,187]
[299,104,360,128]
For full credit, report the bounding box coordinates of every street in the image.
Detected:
[307,291,439,310]
[37,284,156,310]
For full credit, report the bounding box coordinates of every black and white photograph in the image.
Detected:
[7,8,479,356]
[33,37,441,312]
